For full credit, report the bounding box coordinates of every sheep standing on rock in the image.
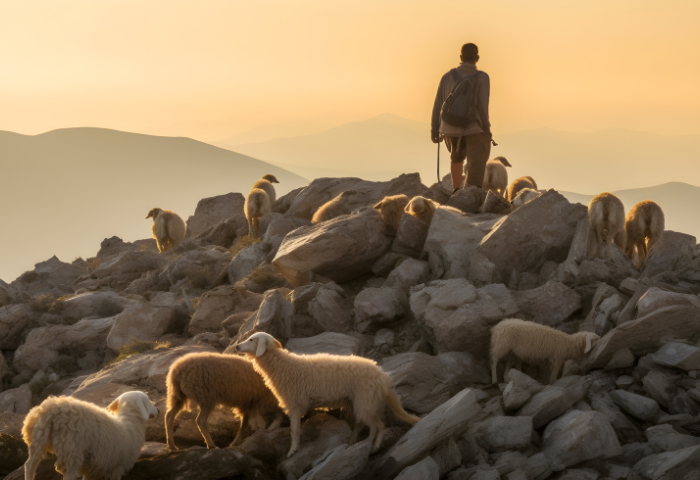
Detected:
[245,190,271,238]
[482,156,511,197]
[165,352,282,450]
[22,391,158,480]
[311,190,358,224]
[588,192,626,259]
[404,196,463,226]
[373,194,409,235]
[234,332,420,457]
[506,176,538,202]
[252,174,280,204]
[624,200,665,268]
[490,319,600,385]
[145,208,186,253]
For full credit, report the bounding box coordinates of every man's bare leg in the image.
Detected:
[451,161,464,190]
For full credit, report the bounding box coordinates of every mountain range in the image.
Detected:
[0,128,306,282]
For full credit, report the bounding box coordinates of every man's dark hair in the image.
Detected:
[461,43,479,62]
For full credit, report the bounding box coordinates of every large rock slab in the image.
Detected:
[371,388,482,479]
[236,290,293,341]
[382,352,490,414]
[512,281,581,326]
[423,209,501,280]
[284,173,427,221]
[517,375,593,429]
[228,242,269,284]
[394,456,440,480]
[272,209,393,286]
[637,288,700,318]
[188,286,264,336]
[0,304,33,349]
[186,192,246,238]
[160,247,231,286]
[468,416,533,451]
[286,332,360,356]
[106,299,179,351]
[641,231,696,278]
[652,342,700,371]
[383,259,429,291]
[609,389,661,422]
[392,213,430,257]
[11,255,85,296]
[354,287,408,334]
[410,280,518,360]
[89,250,166,280]
[477,190,586,282]
[298,441,372,480]
[0,385,32,414]
[585,305,700,369]
[632,444,700,480]
[645,424,700,453]
[541,410,622,471]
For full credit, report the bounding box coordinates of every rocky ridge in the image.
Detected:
[2,172,700,479]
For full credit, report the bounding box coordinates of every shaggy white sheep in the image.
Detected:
[482,156,511,197]
[252,174,280,204]
[490,319,599,385]
[505,176,538,202]
[511,188,541,208]
[404,196,463,226]
[245,188,271,238]
[311,190,358,224]
[22,391,158,480]
[624,200,665,268]
[165,352,282,450]
[588,192,626,259]
[373,194,410,235]
[145,208,187,253]
[234,332,419,457]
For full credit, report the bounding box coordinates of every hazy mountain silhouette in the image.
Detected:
[221,114,700,193]
[562,182,700,241]
[0,128,306,282]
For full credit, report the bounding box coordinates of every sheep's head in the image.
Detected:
[235,332,283,357]
[494,156,512,167]
[262,174,280,184]
[574,332,601,354]
[512,189,540,208]
[145,208,162,220]
[108,391,158,421]
[405,196,427,214]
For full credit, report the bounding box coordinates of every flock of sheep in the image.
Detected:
[21,162,668,479]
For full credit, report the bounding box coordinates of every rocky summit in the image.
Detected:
[3,171,700,480]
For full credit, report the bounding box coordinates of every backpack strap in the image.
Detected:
[449,68,462,84]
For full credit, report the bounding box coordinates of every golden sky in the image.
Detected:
[1,0,699,141]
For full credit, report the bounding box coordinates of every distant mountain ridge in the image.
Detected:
[0,127,307,281]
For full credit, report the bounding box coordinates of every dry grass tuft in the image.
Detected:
[229,235,261,258]
[108,338,171,366]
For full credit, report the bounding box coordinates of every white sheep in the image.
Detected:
[506,176,538,202]
[311,190,358,224]
[234,332,419,457]
[624,200,665,268]
[373,194,410,235]
[511,188,541,208]
[22,391,158,480]
[165,352,282,450]
[252,174,280,204]
[404,196,464,226]
[587,192,626,259]
[482,156,511,197]
[490,319,599,385]
[245,188,271,238]
[145,208,187,253]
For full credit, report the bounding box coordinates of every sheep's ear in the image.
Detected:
[108,398,120,413]
[255,337,268,357]
[584,334,593,354]
[136,398,152,421]
[273,338,283,349]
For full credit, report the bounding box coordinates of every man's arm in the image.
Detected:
[431,76,444,143]
[477,73,491,137]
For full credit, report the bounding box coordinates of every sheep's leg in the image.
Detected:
[165,407,179,450]
[287,410,302,458]
[549,361,562,384]
[195,406,217,449]
[267,412,283,431]
[24,447,44,480]
[371,415,385,453]
[61,458,82,480]
[491,355,499,384]
[230,412,249,447]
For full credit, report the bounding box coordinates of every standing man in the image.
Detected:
[431,43,492,192]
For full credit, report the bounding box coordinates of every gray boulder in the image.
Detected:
[188,286,264,336]
[186,192,246,238]
[12,255,86,296]
[512,281,581,326]
[394,456,440,480]
[641,231,696,278]
[392,213,430,257]
[468,416,533,451]
[354,287,408,334]
[286,332,360,356]
[0,304,33,349]
[445,185,487,213]
[298,441,372,480]
[517,375,593,428]
[383,258,429,291]
[228,242,269,284]
[160,247,231,286]
[652,342,700,371]
[609,389,661,422]
[106,299,179,351]
[632,444,700,480]
[645,424,700,453]
[0,385,32,414]
[236,289,293,342]
[637,287,700,318]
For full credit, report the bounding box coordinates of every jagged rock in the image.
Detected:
[234,263,293,294]
[374,329,395,348]
[643,369,677,409]
[604,348,635,370]
[481,189,514,214]
[0,385,31,414]
[260,213,311,243]
[632,444,700,480]
[273,186,304,214]
[0,432,27,476]
[306,286,352,333]
[392,213,430,257]
[160,247,231,286]
[609,389,660,422]
[90,250,166,280]
[189,216,246,249]
[0,281,14,308]
[523,452,552,480]
[236,290,293,341]
[652,342,700,371]
[411,280,518,360]
[477,190,587,282]
[298,441,372,480]
[494,451,528,476]
[586,305,700,369]
[423,209,501,280]
[394,456,440,480]
[430,437,462,476]
[229,243,270,284]
[637,288,700,318]
[273,209,393,286]
[62,291,128,321]
[372,252,410,277]
[12,255,85,296]
[186,192,246,238]
[0,304,33,349]
[371,389,482,479]
[354,287,408,334]
[517,375,593,429]
[645,424,700,453]
[579,283,626,334]
[446,185,487,213]
[382,352,490,414]
[512,281,581,326]
[277,414,352,479]
[506,368,545,395]
[13,317,114,373]
[286,332,360,356]
[641,231,696,278]
[106,299,178,351]
[284,173,427,221]
[468,416,533,451]
[541,409,622,471]
[383,258,429,291]
[188,286,264,336]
